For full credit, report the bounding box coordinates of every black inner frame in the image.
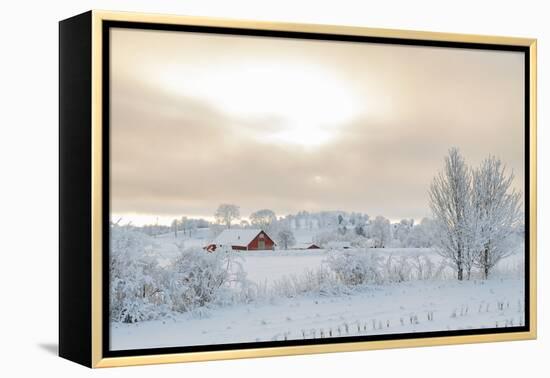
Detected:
[102,20,531,358]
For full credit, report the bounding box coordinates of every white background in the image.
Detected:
[0,0,547,376]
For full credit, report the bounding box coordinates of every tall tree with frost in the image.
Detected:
[406,218,436,248]
[429,148,471,281]
[214,204,240,229]
[277,228,296,250]
[250,209,277,232]
[394,219,414,247]
[171,219,179,238]
[369,216,391,248]
[471,156,522,279]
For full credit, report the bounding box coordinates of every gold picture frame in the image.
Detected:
[59,10,537,368]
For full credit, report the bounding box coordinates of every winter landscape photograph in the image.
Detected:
[108,28,526,351]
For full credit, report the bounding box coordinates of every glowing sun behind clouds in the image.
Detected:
[158,60,362,147]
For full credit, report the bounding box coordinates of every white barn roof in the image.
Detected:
[213,229,264,248]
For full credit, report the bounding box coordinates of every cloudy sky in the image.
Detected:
[110,28,525,226]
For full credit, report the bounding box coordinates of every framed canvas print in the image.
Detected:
[59,10,537,368]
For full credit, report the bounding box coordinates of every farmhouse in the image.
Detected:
[291,242,321,250]
[205,229,276,252]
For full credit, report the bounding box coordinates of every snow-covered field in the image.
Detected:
[110,233,525,350]
[149,233,523,285]
[238,248,440,284]
[111,278,524,350]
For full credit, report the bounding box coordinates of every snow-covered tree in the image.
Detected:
[471,156,522,279]
[429,148,472,281]
[406,217,436,248]
[171,219,179,238]
[354,223,366,237]
[430,149,523,280]
[250,209,277,233]
[369,216,391,248]
[214,203,240,229]
[277,228,296,250]
[209,223,224,239]
[393,219,414,246]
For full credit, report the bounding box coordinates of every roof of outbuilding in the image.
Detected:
[291,242,320,249]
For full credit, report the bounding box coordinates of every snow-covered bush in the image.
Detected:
[326,251,384,286]
[167,247,230,313]
[212,249,260,306]
[271,268,345,298]
[324,250,446,286]
[110,226,167,323]
[110,229,259,322]
[409,254,446,280]
[383,255,413,282]
[167,246,255,313]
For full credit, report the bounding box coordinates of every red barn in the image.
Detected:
[206,229,276,252]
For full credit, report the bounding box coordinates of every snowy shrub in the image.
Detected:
[382,254,448,282]
[489,255,525,279]
[167,247,230,313]
[409,254,446,280]
[323,250,446,287]
[383,255,413,282]
[167,246,255,313]
[326,250,384,286]
[271,268,345,298]
[110,226,167,323]
[212,250,260,306]
[110,229,259,322]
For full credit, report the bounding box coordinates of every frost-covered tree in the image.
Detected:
[430,149,523,280]
[214,203,240,229]
[250,209,277,232]
[369,216,391,248]
[277,228,296,250]
[406,217,436,248]
[429,148,472,281]
[393,219,414,246]
[354,223,366,237]
[209,223,224,239]
[471,156,522,279]
[171,219,179,238]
